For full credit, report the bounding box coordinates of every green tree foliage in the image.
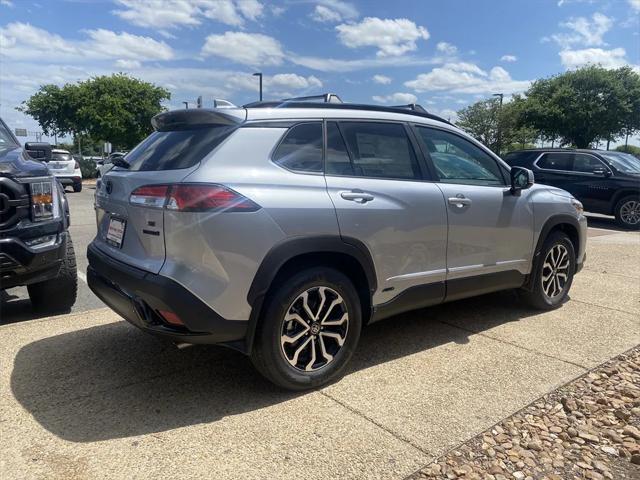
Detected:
[517,66,640,148]
[615,145,640,158]
[18,74,170,150]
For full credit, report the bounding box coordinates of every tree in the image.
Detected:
[18,74,170,150]
[456,99,501,152]
[517,66,640,148]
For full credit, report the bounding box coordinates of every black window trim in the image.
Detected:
[533,151,612,177]
[323,118,433,182]
[411,123,509,188]
[269,121,325,176]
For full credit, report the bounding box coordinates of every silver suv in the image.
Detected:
[87,95,587,390]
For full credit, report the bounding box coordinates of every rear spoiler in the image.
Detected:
[151,108,247,131]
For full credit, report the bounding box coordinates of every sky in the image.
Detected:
[0,0,639,145]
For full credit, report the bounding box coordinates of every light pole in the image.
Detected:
[253,72,263,102]
[182,101,189,109]
[492,93,504,156]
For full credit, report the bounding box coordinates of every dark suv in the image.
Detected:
[0,117,78,312]
[505,149,640,229]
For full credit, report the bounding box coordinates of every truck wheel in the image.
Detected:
[28,234,78,313]
[73,182,82,193]
[614,196,640,230]
[251,267,361,390]
[520,231,575,310]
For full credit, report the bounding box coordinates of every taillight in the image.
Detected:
[129,184,259,212]
[74,160,80,169]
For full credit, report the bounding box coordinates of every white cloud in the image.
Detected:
[436,42,457,55]
[311,1,358,23]
[549,12,613,49]
[112,0,264,30]
[405,62,531,94]
[629,0,640,11]
[372,92,418,104]
[290,53,439,72]
[559,47,638,70]
[372,74,392,84]
[268,73,322,90]
[431,108,458,122]
[500,54,517,62]
[201,31,284,66]
[1,0,14,7]
[0,22,174,62]
[115,59,142,69]
[336,17,429,57]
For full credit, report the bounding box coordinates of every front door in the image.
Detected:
[323,121,448,307]
[413,125,534,300]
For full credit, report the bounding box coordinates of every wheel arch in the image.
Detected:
[243,236,377,354]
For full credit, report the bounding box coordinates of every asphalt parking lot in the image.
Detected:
[1,183,639,479]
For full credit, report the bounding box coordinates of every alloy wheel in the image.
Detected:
[280,286,349,372]
[541,244,570,299]
[620,200,640,226]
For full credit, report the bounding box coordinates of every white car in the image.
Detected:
[48,149,83,192]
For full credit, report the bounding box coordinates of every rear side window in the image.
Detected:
[52,152,72,162]
[126,125,235,171]
[272,122,323,173]
[537,153,572,171]
[336,122,421,180]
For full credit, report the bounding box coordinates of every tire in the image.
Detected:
[27,234,78,313]
[614,196,640,230]
[520,231,575,310]
[73,182,82,193]
[250,267,362,390]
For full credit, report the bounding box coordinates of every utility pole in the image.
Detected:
[253,72,263,101]
[492,93,504,156]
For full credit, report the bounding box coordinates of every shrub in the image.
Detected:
[614,145,640,158]
[77,156,98,179]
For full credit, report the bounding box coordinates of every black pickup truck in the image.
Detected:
[0,117,77,312]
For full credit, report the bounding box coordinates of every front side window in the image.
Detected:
[536,153,572,171]
[573,154,606,173]
[416,127,504,186]
[272,122,323,173]
[0,120,18,148]
[335,122,421,180]
[600,152,640,174]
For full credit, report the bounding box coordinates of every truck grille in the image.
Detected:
[0,177,30,229]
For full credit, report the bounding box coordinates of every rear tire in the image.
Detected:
[28,234,78,313]
[250,267,362,390]
[614,196,640,230]
[520,231,575,310]
[73,182,82,193]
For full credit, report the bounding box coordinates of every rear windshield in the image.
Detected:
[125,125,235,171]
[52,152,72,162]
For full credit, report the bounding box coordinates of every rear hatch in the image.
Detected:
[48,151,77,176]
[94,108,246,273]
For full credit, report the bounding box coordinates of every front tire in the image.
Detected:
[28,234,78,313]
[520,231,575,310]
[615,196,640,230]
[251,267,362,390]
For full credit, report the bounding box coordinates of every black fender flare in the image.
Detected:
[523,214,581,290]
[242,235,377,354]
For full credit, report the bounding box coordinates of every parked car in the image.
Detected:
[87,96,587,390]
[96,152,127,178]
[47,148,83,192]
[504,149,640,229]
[0,118,78,312]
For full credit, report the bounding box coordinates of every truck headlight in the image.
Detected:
[29,178,60,221]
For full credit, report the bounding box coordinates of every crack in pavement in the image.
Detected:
[569,297,639,319]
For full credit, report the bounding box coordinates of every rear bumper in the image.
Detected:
[86,242,247,348]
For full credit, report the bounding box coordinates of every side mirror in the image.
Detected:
[593,167,610,177]
[510,166,534,194]
[24,142,52,162]
[110,153,129,169]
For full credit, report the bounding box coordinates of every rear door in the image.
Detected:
[413,125,534,299]
[324,120,448,306]
[94,120,239,273]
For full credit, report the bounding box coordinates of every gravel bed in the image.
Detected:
[410,346,640,480]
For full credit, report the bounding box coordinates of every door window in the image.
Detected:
[573,154,605,173]
[333,122,421,180]
[536,153,572,171]
[272,122,323,173]
[416,127,505,186]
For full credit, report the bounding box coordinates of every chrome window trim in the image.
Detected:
[533,152,612,177]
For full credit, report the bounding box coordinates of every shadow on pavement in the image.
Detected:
[584,214,627,232]
[1,289,73,325]
[10,289,545,443]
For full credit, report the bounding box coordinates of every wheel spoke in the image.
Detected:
[281,326,309,345]
[290,336,312,366]
[314,287,327,321]
[301,291,315,322]
[320,295,344,324]
[285,312,309,329]
[322,312,348,327]
[319,334,333,363]
[304,337,317,371]
[320,331,345,347]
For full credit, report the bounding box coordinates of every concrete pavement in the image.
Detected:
[1,226,638,479]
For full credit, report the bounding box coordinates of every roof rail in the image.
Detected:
[242,100,453,126]
[280,93,343,104]
[390,104,428,113]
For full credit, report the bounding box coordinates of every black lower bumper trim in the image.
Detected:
[87,242,247,346]
[0,233,66,289]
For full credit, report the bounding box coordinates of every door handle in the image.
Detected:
[447,196,472,208]
[340,191,375,203]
